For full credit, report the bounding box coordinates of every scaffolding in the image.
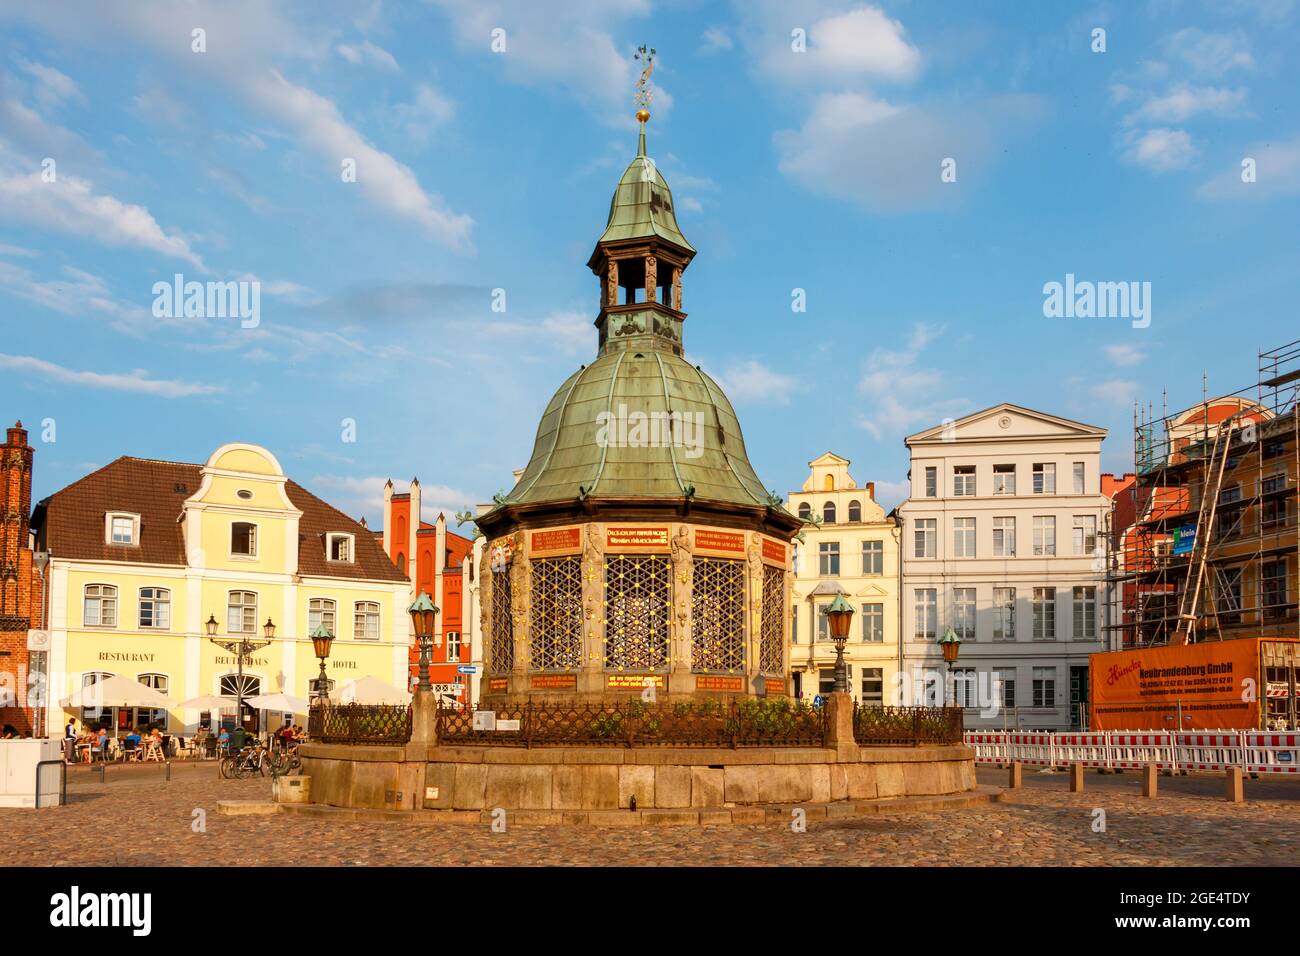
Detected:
[1107,339,1300,649]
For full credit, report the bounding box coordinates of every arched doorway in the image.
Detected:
[219,674,263,732]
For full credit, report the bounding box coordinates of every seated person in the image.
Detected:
[216,727,231,752]
[124,729,142,748]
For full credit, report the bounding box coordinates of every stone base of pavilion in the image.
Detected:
[296,693,977,819]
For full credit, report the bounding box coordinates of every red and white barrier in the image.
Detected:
[964,732,1008,764]
[1054,732,1111,769]
[1244,732,1300,774]
[1108,732,1179,770]
[1003,732,1056,767]
[1174,732,1243,772]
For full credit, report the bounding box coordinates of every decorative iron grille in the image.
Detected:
[690,556,746,673]
[529,556,583,671]
[307,703,412,745]
[604,554,670,671]
[759,563,785,676]
[852,704,964,746]
[436,697,826,748]
[489,568,513,674]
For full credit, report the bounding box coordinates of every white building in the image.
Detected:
[898,404,1108,730]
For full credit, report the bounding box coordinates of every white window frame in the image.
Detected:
[924,466,937,498]
[138,587,171,630]
[993,587,1016,641]
[327,532,356,563]
[1033,667,1057,708]
[1032,463,1056,495]
[953,517,976,558]
[994,668,1016,708]
[993,517,1016,557]
[914,588,937,640]
[861,603,884,642]
[308,598,337,635]
[1073,586,1097,640]
[105,512,140,547]
[861,539,883,576]
[230,521,258,559]
[818,541,840,576]
[354,601,381,641]
[952,588,976,641]
[227,590,258,635]
[1072,514,1097,556]
[1032,515,1056,556]
[1072,462,1085,495]
[84,584,118,628]
[447,631,462,662]
[992,465,1016,496]
[952,465,976,497]
[914,518,936,559]
[1032,587,1056,641]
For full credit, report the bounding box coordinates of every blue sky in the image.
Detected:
[1,0,1297,523]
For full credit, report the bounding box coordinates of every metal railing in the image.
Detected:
[853,704,965,746]
[307,703,413,745]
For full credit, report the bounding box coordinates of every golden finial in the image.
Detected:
[634,44,656,123]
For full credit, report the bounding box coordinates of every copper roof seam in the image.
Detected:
[651,350,690,496]
[510,365,591,503]
[584,350,629,498]
[687,361,768,508]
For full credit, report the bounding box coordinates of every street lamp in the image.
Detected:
[207,614,275,733]
[408,592,440,692]
[938,626,963,707]
[824,593,854,695]
[310,623,335,702]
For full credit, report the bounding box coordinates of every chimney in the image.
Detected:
[0,421,34,623]
[865,481,875,501]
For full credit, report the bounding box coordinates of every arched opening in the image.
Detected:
[848,500,861,522]
[823,474,834,492]
[798,502,811,521]
[823,501,837,524]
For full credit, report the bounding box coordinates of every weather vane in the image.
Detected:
[634,44,656,121]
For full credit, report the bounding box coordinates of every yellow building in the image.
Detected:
[32,443,409,735]
[788,453,901,703]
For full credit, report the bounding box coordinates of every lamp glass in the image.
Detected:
[205,614,218,637]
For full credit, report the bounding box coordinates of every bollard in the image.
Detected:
[1008,762,1022,789]
[97,764,106,784]
[1141,764,1158,798]
[1225,767,1244,803]
[165,761,171,783]
[1069,763,1085,793]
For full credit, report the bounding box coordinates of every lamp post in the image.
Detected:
[824,593,854,695]
[207,614,275,732]
[938,626,963,708]
[408,592,440,693]
[310,624,335,703]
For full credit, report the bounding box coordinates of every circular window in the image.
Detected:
[236,489,253,500]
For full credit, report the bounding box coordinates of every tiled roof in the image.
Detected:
[34,456,405,583]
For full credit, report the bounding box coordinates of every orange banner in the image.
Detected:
[606,674,665,689]
[696,675,745,692]
[762,538,786,564]
[1089,640,1261,731]
[530,527,581,555]
[529,674,577,690]
[606,526,669,549]
[694,529,744,554]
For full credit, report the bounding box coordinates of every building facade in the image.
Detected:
[32,443,409,735]
[379,480,478,706]
[898,404,1108,731]
[0,422,45,734]
[787,453,901,703]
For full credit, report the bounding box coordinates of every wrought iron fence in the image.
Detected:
[308,703,413,745]
[852,704,964,746]
[437,698,827,748]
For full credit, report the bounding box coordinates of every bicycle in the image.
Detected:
[219,743,274,779]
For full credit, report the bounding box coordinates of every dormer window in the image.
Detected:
[105,513,140,547]
[231,521,257,557]
[327,533,355,563]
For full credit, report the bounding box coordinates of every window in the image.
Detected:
[818,542,840,576]
[106,513,139,546]
[791,608,798,644]
[993,587,1016,641]
[861,668,884,706]
[84,584,118,627]
[1033,587,1056,640]
[816,603,831,642]
[798,502,811,521]
[993,517,1016,557]
[914,589,937,640]
[953,668,977,707]
[847,500,862,522]
[81,671,114,725]
[1032,516,1056,556]
[1072,515,1097,556]
[135,673,168,729]
[138,587,170,629]
[1262,474,1287,530]
[327,533,354,562]
[994,668,1016,708]
[397,553,407,575]
[861,540,883,575]
[1032,463,1056,494]
[818,669,839,696]
[1072,462,1085,495]
[1264,439,1286,460]
[953,517,976,558]
[861,603,884,642]
[993,464,1016,495]
[914,518,936,558]
[1033,667,1056,708]
[952,465,976,497]
[924,466,937,498]
[1073,586,1097,639]
[227,590,257,634]
[308,598,336,635]
[1262,561,1288,622]
[822,502,837,524]
[231,521,257,557]
[354,601,381,640]
[447,631,462,662]
[1215,567,1243,622]
[953,588,976,640]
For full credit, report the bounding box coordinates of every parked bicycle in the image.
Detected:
[219,742,274,779]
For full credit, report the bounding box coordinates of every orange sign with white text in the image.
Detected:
[1089,640,1264,731]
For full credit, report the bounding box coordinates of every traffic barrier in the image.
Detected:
[964,732,1008,765]
[1174,732,1243,772]
[1054,733,1110,769]
[1003,732,1055,767]
[1102,732,1179,771]
[1243,733,1300,774]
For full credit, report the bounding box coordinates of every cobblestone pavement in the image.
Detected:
[3,763,1297,866]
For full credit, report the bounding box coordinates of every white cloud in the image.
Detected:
[1198,133,1300,199]
[471,308,593,357]
[1162,28,1255,77]
[391,83,455,142]
[713,359,800,405]
[0,165,206,269]
[310,475,480,526]
[857,322,967,438]
[806,7,921,82]
[1125,128,1197,172]
[699,26,733,54]
[1104,343,1145,367]
[16,59,84,110]
[0,352,222,397]
[1125,84,1248,125]
[869,479,910,509]
[1088,378,1140,407]
[336,40,399,71]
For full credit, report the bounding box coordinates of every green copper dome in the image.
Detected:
[503,348,771,507]
[595,126,695,254]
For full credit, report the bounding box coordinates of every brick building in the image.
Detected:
[0,422,45,734]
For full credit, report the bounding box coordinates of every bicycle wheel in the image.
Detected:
[219,756,237,779]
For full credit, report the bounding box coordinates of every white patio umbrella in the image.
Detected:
[338,675,411,705]
[245,692,310,714]
[178,694,235,711]
[61,674,172,710]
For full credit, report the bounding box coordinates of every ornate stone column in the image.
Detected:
[745,533,764,692]
[668,524,693,696]
[508,530,529,691]
[645,254,657,303]
[579,522,606,696]
[606,259,619,307]
[671,266,682,310]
